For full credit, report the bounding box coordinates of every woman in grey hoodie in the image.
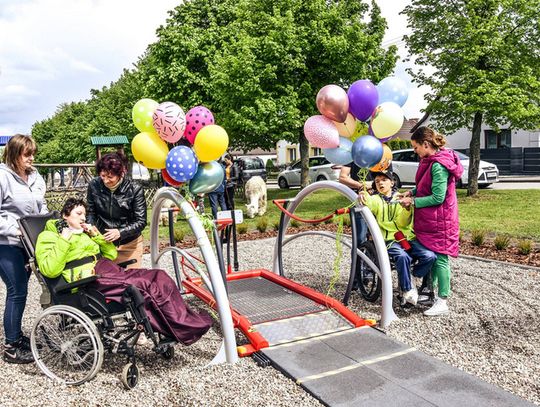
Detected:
[0,134,47,364]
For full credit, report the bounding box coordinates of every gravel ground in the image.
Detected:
[0,235,538,406]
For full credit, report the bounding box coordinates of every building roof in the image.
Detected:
[0,135,13,146]
[393,118,419,140]
[229,147,276,156]
[90,135,129,146]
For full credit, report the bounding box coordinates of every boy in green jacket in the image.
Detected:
[359,171,436,305]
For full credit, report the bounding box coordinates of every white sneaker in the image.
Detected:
[423,298,449,316]
[402,288,418,306]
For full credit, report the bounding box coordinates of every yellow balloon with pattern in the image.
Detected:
[193,125,229,162]
[131,131,169,169]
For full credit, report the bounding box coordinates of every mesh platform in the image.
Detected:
[254,310,354,346]
[227,277,325,324]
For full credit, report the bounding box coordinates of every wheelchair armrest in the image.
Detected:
[118,259,137,268]
[54,275,100,294]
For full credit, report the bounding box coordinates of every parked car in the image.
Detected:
[391,149,499,188]
[277,156,342,189]
[235,156,267,184]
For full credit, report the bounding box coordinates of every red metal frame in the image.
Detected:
[183,269,373,357]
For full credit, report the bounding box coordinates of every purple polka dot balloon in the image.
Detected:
[184,106,214,145]
[152,101,186,143]
[166,146,199,182]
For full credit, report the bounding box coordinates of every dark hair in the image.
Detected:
[2,134,37,175]
[411,126,446,149]
[224,153,233,162]
[96,152,128,177]
[61,197,87,217]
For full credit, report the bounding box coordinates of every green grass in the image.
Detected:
[142,189,540,243]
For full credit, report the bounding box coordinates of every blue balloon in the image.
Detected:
[352,136,384,168]
[323,137,353,165]
[377,76,409,107]
[166,146,199,182]
[189,161,225,194]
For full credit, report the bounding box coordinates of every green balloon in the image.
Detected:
[189,161,225,194]
[132,98,158,133]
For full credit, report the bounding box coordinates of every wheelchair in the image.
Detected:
[355,238,435,306]
[18,212,176,389]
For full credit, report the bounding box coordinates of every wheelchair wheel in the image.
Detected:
[31,305,104,386]
[161,345,175,360]
[357,241,382,303]
[121,362,139,389]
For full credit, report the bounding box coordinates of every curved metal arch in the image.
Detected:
[271,180,397,328]
[150,187,237,364]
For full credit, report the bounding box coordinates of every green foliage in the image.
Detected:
[471,229,486,246]
[255,216,268,232]
[493,234,511,251]
[403,0,540,195]
[266,159,276,173]
[290,219,301,228]
[387,138,411,151]
[517,239,532,255]
[208,0,397,153]
[272,220,280,231]
[173,228,186,242]
[236,223,249,234]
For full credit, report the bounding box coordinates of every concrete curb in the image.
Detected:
[458,254,540,271]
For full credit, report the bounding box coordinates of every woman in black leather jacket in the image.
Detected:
[86,153,147,268]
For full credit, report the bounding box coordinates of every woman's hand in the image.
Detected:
[103,228,121,242]
[399,196,414,209]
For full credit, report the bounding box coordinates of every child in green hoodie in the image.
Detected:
[359,171,436,305]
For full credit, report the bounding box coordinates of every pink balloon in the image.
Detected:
[303,115,339,149]
[152,102,186,143]
[183,106,215,144]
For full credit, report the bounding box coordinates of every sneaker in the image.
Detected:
[4,340,34,364]
[19,335,31,351]
[402,288,418,306]
[423,298,449,316]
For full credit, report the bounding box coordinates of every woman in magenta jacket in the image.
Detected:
[399,126,463,316]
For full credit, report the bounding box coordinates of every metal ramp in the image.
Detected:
[262,327,533,407]
[227,277,355,346]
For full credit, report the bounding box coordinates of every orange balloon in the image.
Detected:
[370,144,392,172]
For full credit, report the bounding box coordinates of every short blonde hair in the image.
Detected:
[2,134,37,174]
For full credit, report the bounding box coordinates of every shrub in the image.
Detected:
[173,228,185,242]
[494,234,511,251]
[471,229,486,246]
[517,239,532,255]
[459,230,464,242]
[256,217,268,232]
[272,220,280,231]
[342,216,351,227]
[290,219,301,228]
[266,159,276,173]
[399,139,412,149]
[236,223,249,234]
[387,138,402,151]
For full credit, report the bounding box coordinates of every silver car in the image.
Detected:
[277,156,341,189]
[391,149,499,188]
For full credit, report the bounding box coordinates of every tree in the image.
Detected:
[403,0,540,196]
[209,0,396,186]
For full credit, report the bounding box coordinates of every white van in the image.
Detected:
[132,162,150,180]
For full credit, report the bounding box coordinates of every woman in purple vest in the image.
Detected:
[399,126,464,316]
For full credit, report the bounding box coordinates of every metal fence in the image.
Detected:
[456,147,540,175]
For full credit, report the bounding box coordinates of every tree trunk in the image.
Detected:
[299,133,309,188]
[467,111,483,196]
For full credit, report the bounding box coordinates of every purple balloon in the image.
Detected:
[347,80,379,122]
[351,135,384,168]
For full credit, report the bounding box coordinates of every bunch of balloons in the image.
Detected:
[131,99,229,194]
[305,76,409,171]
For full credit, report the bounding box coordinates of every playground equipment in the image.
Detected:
[149,182,397,363]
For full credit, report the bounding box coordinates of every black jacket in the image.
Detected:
[86,177,147,246]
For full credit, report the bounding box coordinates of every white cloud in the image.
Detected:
[0,0,179,134]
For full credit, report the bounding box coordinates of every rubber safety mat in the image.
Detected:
[262,327,533,407]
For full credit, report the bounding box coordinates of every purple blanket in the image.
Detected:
[93,259,212,345]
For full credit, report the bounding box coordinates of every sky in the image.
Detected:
[0,0,426,136]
